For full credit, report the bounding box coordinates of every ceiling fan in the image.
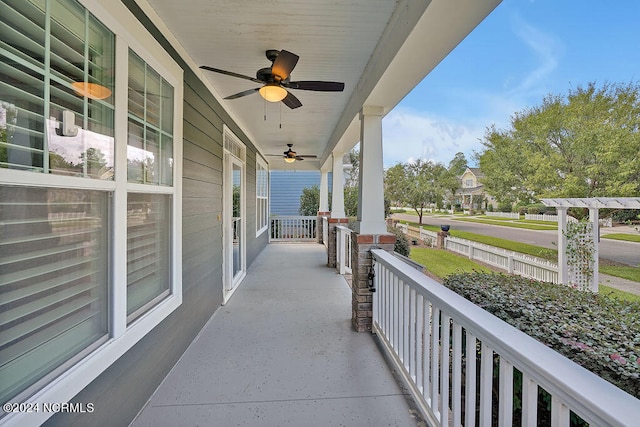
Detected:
[267,144,317,163]
[200,49,344,109]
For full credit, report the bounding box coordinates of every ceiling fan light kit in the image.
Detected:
[200,49,344,109]
[259,83,287,102]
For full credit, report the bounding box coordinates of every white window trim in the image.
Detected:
[222,125,246,304]
[256,156,269,237]
[2,1,183,425]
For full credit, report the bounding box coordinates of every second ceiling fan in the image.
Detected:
[200,49,344,109]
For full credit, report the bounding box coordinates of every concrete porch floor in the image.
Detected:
[131,244,422,427]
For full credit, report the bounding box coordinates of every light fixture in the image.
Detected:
[71,82,112,100]
[284,157,296,163]
[259,83,287,102]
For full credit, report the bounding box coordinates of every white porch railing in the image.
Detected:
[335,225,352,274]
[445,236,558,283]
[371,249,640,427]
[269,216,317,242]
[322,216,329,248]
[486,211,520,219]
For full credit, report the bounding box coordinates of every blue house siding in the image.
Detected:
[270,171,333,216]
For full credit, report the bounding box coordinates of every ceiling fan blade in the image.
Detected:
[294,156,305,161]
[224,87,260,100]
[271,50,299,81]
[200,66,263,84]
[281,91,302,109]
[297,155,318,158]
[286,81,345,92]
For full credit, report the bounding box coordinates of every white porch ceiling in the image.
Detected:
[139,0,501,170]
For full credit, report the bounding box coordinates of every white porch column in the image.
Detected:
[357,106,387,235]
[319,169,329,213]
[557,207,569,285]
[589,208,599,292]
[331,152,345,218]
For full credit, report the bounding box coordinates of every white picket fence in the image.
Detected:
[524,213,583,224]
[395,223,438,247]
[445,236,559,283]
[486,211,520,219]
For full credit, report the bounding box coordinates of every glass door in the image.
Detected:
[224,154,245,302]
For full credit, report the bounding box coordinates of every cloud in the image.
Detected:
[382,107,486,168]
[508,15,564,97]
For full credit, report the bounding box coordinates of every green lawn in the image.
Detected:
[600,265,640,282]
[602,233,640,243]
[409,247,492,279]
[409,249,640,303]
[599,285,640,303]
[453,217,556,231]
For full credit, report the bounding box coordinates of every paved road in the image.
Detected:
[393,213,640,267]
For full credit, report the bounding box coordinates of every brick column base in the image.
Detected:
[316,211,331,244]
[351,233,396,332]
[436,231,448,249]
[327,218,348,268]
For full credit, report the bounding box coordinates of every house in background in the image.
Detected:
[0,0,505,425]
[270,170,332,216]
[455,167,496,210]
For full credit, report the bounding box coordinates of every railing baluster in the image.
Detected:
[464,332,477,427]
[479,342,492,427]
[416,294,424,393]
[498,357,513,427]
[431,307,440,420]
[409,288,417,381]
[452,322,463,427]
[440,314,451,427]
[522,373,538,427]
[403,282,410,368]
[423,300,431,404]
[551,395,570,427]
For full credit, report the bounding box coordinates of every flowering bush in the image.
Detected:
[442,272,640,399]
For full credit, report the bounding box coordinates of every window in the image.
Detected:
[0,186,109,407]
[464,178,474,188]
[1,0,115,406]
[256,157,268,235]
[0,0,182,419]
[126,50,175,322]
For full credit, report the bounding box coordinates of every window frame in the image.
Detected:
[255,156,269,236]
[0,0,183,424]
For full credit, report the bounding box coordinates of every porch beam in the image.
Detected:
[357,106,387,235]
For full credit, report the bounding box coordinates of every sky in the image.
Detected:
[381,0,640,168]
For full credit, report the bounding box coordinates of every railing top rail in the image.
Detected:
[371,248,640,425]
[270,215,317,220]
[335,225,352,232]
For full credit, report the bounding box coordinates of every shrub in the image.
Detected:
[527,204,546,214]
[388,226,410,257]
[442,272,640,399]
[497,201,513,212]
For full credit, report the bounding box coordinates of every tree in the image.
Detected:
[299,185,321,216]
[448,151,468,176]
[384,159,452,224]
[478,82,640,201]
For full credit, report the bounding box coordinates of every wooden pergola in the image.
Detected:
[541,197,640,291]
